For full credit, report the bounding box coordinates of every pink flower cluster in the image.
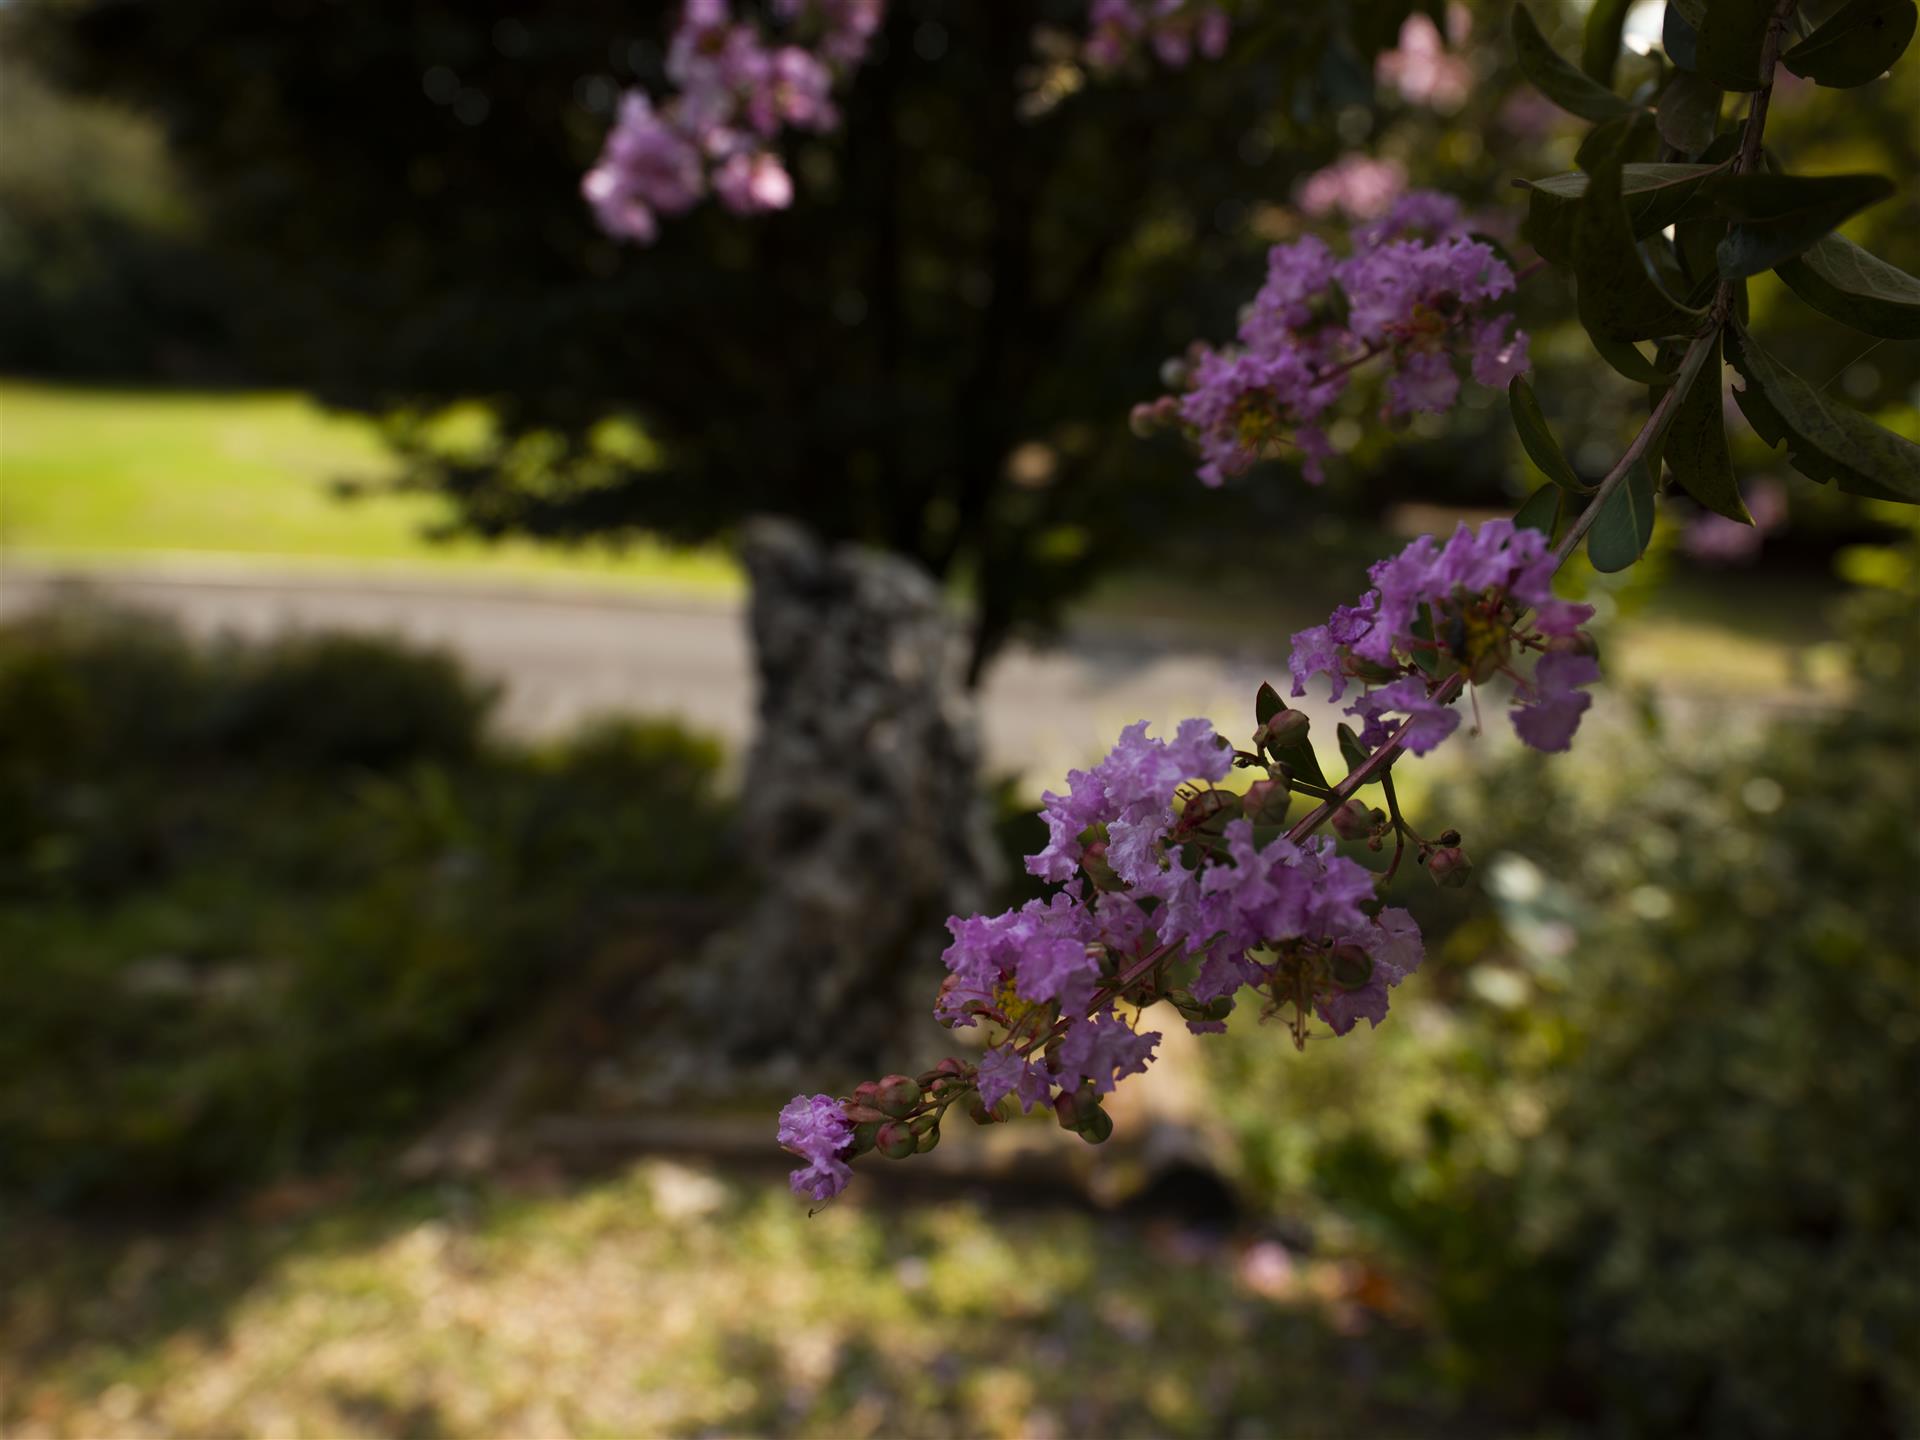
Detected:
[1296,154,1409,223]
[1289,519,1600,755]
[1144,192,1529,486]
[583,0,882,243]
[1375,4,1474,112]
[1084,0,1231,70]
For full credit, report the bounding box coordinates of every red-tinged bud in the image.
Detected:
[1547,629,1599,658]
[1129,402,1160,439]
[843,1102,890,1124]
[874,1074,920,1118]
[1429,845,1474,888]
[852,1120,881,1155]
[935,1057,969,1078]
[1181,788,1239,828]
[966,1092,1000,1125]
[1243,779,1291,826]
[1081,839,1124,892]
[1329,943,1374,990]
[852,1080,882,1105]
[1151,395,1181,425]
[1077,1107,1115,1145]
[1330,799,1373,842]
[1053,1085,1097,1132]
[1259,709,1311,751]
[874,1121,917,1160]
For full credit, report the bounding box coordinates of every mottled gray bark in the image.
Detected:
[689,516,1000,1079]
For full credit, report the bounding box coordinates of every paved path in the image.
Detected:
[1,560,1322,786]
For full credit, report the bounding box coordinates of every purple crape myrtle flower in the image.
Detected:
[1158,190,1529,487]
[1288,520,1601,760]
[976,1048,1054,1113]
[1317,907,1425,1035]
[1085,0,1231,71]
[777,1093,856,1202]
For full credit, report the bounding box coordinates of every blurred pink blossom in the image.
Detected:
[1376,4,1473,112]
[1296,154,1408,222]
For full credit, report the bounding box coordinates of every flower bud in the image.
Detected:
[1081,839,1124,892]
[1330,799,1373,842]
[915,1124,941,1154]
[1428,845,1474,888]
[1329,942,1374,990]
[1129,402,1160,439]
[1547,629,1599,658]
[852,1120,881,1155]
[966,1092,999,1125]
[874,1074,920,1118]
[874,1121,917,1160]
[1160,356,1191,390]
[1259,709,1311,751]
[1077,1107,1115,1145]
[1243,778,1291,827]
[1053,1085,1097,1133]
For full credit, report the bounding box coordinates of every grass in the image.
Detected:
[0,381,742,594]
[0,1161,1452,1440]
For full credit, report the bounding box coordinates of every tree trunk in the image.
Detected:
[686,516,1001,1082]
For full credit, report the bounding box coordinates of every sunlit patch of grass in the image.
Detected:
[0,382,741,595]
[0,1161,1448,1439]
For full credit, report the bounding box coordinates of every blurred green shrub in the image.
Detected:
[0,607,734,1205]
[1206,566,1920,1437]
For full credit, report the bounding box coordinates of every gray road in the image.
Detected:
[1,559,1322,786]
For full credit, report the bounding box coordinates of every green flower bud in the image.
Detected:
[1259,709,1311,751]
[1330,799,1374,842]
[874,1121,917,1160]
[1243,778,1291,826]
[874,1074,921,1118]
[1429,845,1474,888]
[1329,942,1374,990]
[1077,1107,1114,1145]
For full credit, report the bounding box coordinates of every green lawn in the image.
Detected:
[0,381,742,593]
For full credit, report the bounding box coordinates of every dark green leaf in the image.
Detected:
[1584,0,1635,82]
[1336,724,1384,786]
[1781,0,1917,85]
[1520,162,1725,265]
[1255,681,1283,727]
[1697,0,1777,88]
[1663,331,1750,521]
[1512,2,1637,120]
[1724,323,1920,502]
[1513,484,1564,540]
[1509,376,1589,492]
[1676,213,1726,297]
[1656,68,1722,152]
[1587,459,1659,571]
[1574,131,1709,340]
[1576,111,1657,171]
[1776,231,1920,338]
[1669,0,1707,27]
[1664,2,1701,68]
[1712,172,1896,279]
[1594,335,1677,383]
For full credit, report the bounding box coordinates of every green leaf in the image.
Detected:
[1712,172,1896,279]
[1663,331,1750,522]
[1520,162,1725,265]
[1781,0,1918,85]
[1593,335,1676,383]
[1656,69,1722,153]
[1587,458,1659,571]
[1669,0,1707,28]
[1776,231,1920,339]
[1574,130,1710,341]
[1336,724,1384,786]
[1513,484,1564,541]
[1255,682,1332,787]
[1724,323,1920,502]
[1509,376,1589,492]
[1697,0,1777,88]
[1512,2,1637,120]
[1255,681,1284,727]
[1663,2,1702,69]
[1584,0,1635,82]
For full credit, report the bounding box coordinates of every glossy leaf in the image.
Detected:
[1574,132,1709,341]
[1513,484,1564,541]
[1777,232,1920,339]
[1712,172,1896,279]
[1593,335,1676,383]
[1697,0,1776,88]
[1656,68,1722,152]
[1509,377,1589,492]
[1725,323,1920,503]
[1664,2,1701,69]
[1781,0,1918,85]
[1255,681,1284,727]
[1520,162,1725,265]
[1336,724,1384,787]
[1587,458,1659,572]
[1512,2,1637,120]
[1663,332,1750,522]
[1584,0,1635,82]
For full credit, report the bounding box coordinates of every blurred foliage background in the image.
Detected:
[1,0,1917,1436]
